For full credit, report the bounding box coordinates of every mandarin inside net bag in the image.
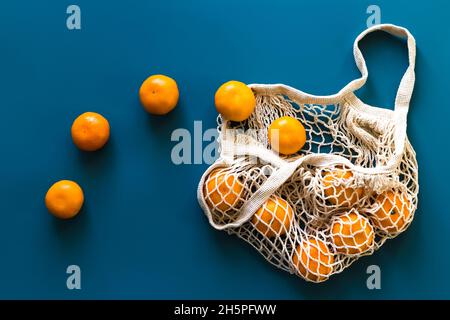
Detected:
[197,24,419,283]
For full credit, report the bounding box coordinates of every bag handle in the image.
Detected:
[351,24,416,166]
[249,24,416,112]
[345,23,416,117]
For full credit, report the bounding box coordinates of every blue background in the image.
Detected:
[0,0,449,299]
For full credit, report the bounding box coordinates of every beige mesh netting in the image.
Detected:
[197,24,419,283]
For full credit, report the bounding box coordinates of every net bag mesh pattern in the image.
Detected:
[197,24,419,283]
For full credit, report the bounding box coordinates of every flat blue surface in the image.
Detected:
[0,0,449,299]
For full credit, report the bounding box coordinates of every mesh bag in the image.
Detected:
[197,24,419,283]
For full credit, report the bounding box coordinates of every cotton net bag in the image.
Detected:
[197,24,418,283]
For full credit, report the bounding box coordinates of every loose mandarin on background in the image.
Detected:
[214,81,256,122]
[323,169,364,207]
[71,112,110,151]
[139,74,179,115]
[251,196,294,238]
[331,211,374,255]
[204,169,244,212]
[292,237,334,282]
[268,116,306,155]
[371,190,411,234]
[45,180,84,219]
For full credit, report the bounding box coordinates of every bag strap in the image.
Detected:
[344,23,416,117]
[249,24,416,111]
[351,24,416,167]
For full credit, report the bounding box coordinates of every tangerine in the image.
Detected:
[331,211,374,255]
[45,180,84,219]
[371,190,411,234]
[139,74,179,115]
[323,169,364,207]
[251,196,294,238]
[292,237,334,282]
[268,116,306,155]
[71,112,110,151]
[204,169,244,212]
[215,81,256,121]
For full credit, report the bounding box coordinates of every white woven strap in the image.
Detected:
[350,23,416,117]
[249,23,416,115]
[348,24,416,166]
